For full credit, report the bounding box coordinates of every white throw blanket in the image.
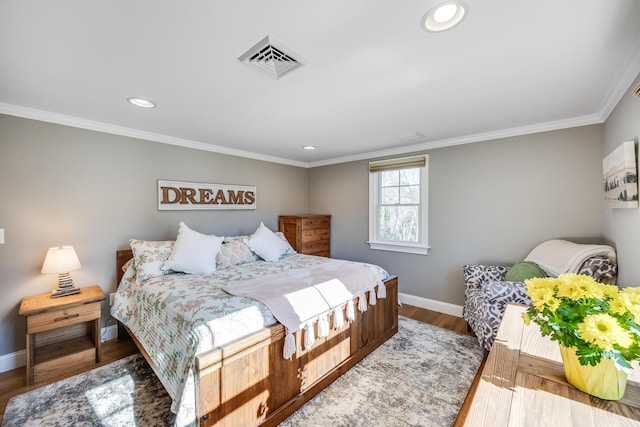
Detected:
[524,239,616,277]
[223,259,386,359]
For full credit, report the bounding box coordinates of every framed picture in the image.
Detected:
[603,140,638,208]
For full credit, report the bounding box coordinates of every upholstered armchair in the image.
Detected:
[463,240,617,351]
[462,264,527,351]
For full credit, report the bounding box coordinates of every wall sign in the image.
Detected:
[158,180,256,210]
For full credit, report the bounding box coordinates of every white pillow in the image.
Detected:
[245,222,291,262]
[163,222,223,274]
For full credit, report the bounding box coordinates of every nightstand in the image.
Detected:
[19,285,105,385]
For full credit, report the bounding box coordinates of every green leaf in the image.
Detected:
[575,346,602,366]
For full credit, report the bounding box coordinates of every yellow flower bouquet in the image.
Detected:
[522,273,640,373]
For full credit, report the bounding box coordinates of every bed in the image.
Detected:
[112,235,398,427]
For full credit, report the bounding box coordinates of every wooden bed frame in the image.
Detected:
[116,249,398,426]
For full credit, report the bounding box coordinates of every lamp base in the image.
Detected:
[52,286,81,298]
[52,272,80,298]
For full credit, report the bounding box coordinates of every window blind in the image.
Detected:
[368,155,426,173]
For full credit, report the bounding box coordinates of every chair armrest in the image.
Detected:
[472,280,531,351]
[463,264,510,290]
[483,280,531,319]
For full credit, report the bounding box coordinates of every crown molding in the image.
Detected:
[307,113,603,167]
[0,103,308,168]
[596,39,640,122]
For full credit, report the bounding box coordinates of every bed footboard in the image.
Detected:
[195,277,398,427]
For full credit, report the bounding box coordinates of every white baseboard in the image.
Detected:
[0,325,119,374]
[399,292,464,318]
[0,349,25,373]
[101,324,118,342]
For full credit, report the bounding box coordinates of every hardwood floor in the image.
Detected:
[0,304,480,424]
[399,303,474,336]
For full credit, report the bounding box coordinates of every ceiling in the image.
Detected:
[1,1,640,168]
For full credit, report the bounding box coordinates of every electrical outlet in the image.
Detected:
[109,292,116,305]
[0,228,4,245]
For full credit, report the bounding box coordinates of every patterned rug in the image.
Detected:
[279,316,484,427]
[2,316,484,427]
[2,353,174,427]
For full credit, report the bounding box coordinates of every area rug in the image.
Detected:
[2,316,484,427]
[2,353,174,427]
[279,316,484,427]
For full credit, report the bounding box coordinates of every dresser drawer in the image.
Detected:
[310,250,330,257]
[301,217,330,230]
[301,228,330,242]
[302,240,330,253]
[27,302,101,334]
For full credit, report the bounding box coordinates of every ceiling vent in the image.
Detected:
[239,36,304,79]
[633,82,640,97]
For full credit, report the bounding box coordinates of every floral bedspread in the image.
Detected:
[110,253,388,426]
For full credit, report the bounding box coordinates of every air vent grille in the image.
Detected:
[633,82,640,97]
[239,36,304,79]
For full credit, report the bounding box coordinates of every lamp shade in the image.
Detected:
[41,246,81,274]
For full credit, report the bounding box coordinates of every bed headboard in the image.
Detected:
[116,249,133,285]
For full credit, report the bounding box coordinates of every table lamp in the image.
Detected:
[41,246,82,298]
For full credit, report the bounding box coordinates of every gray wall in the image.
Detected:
[309,125,606,305]
[0,111,621,358]
[603,72,640,287]
[0,114,309,356]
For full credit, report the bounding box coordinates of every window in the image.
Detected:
[368,155,429,255]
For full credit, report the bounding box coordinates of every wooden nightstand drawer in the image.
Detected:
[27,302,101,334]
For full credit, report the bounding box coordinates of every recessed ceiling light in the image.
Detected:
[127,97,156,108]
[303,145,316,150]
[421,1,468,32]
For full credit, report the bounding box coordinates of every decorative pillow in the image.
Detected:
[122,258,134,273]
[129,239,175,283]
[163,222,223,274]
[226,232,295,255]
[504,261,547,282]
[224,235,250,242]
[577,255,618,283]
[216,239,258,268]
[121,259,137,284]
[274,231,296,255]
[244,222,291,262]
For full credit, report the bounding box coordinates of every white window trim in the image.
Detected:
[368,154,430,255]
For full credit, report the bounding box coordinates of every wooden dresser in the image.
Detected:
[279,214,331,257]
[455,304,640,426]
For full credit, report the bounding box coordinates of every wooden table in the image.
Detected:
[19,285,105,385]
[457,303,640,426]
